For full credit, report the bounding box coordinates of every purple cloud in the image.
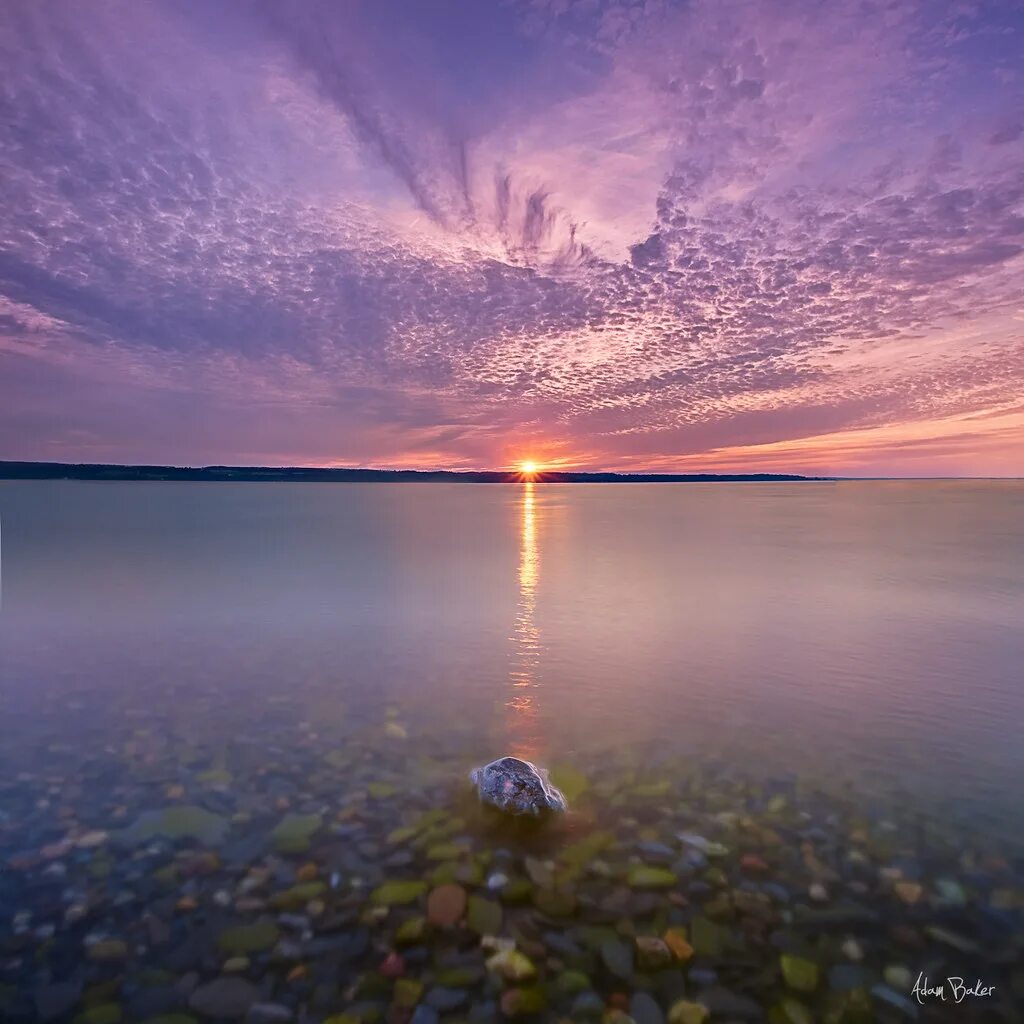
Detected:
[0,0,1022,474]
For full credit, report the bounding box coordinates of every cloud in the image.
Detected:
[0,0,1022,473]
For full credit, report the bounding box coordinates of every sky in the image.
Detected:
[1,0,1022,476]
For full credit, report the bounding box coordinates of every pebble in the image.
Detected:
[740,853,769,874]
[189,977,261,1018]
[75,830,110,848]
[695,986,762,1019]
[601,938,634,979]
[525,856,554,887]
[631,990,666,1024]
[486,947,536,982]
[635,935,672,971]
[379,951,405,977]
[871,983,920,1019]
[828,964,869,990]
[425,986,469,1012]
[86,938,128,961]
[668,1001,709,1024]
[246,1003,294,1023]
[688,968,718,988]
[3,720,1018,1024]
[426,883,467,927]
[884,965,913,990]
[894,881,923,904]
[637,840,675,863]
[410,1006,440,1024]
[571,991,605,1018]
[34,981,82,1022]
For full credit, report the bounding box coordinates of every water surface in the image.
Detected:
[2,480,1021,836]
[1,481,1022,1022]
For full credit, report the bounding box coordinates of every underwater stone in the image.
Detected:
[188,978,260,1019]
[470,757,567,816]
[370,880,428,905]
[120,805,229,846]
[269,813,322,853]
[426,883,466,927]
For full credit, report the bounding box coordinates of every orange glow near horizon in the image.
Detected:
[519,460,539,477]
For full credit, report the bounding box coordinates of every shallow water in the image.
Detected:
[0,480,1022,1021]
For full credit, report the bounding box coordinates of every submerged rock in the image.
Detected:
[119,805,229,846]
[470,756,567,816]
[188,977,260,1018]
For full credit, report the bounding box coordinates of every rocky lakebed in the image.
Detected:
[1,698,1022,1024]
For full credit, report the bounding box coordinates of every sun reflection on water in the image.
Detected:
[507,481,541,759]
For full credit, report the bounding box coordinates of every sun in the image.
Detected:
[519,460,539,476]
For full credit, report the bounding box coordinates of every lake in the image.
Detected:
[1,480,1022,1021]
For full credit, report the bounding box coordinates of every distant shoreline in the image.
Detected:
[0,460,820,483]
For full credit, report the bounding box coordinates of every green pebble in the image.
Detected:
[426,842,463,860]
[549,764,589,802]
[82,981,121,1006]
[703,867,728,888]
[552,970,591,996]
[87,939,128,962]
[454,860,485,886]
[780,954,820,992]
[631,779,672,798]
[502,985,547,1016]
[370,880,428,905]
[668,1001,709,1024]
[216,921,280,954]
[75,1005,122,1024]
[121,805,229,845]
[559,831,615,869]
[270,812,322,853]
[487,948,537,982]
[429,861,459,885]
[393,978,423,1008]
[395,916,427,944]
[769,998,813,1024]
[467,895,503,934]
[435,967,482,987]
[414,809,447,829]
[533,887,577,917]
[689,916,728,957]
[626,865,677,890]
[269,881,327,909]
[498,878,534,904]
[136,970,177,988]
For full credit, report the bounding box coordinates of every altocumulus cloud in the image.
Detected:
[0,0,1022,473]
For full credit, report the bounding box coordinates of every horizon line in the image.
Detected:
[1,459,1022,482]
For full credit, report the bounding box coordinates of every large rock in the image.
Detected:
[470,757,567,816]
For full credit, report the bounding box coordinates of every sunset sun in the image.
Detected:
[519,460,539,476]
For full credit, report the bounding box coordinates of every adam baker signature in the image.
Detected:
[913,972,996,1005]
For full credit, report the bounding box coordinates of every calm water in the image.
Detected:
[1,480,1022,840]
[2,480,1024,1022]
